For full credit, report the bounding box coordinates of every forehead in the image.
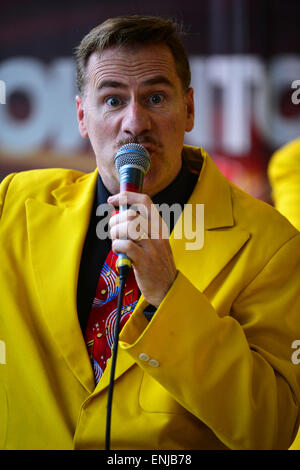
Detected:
[85,44,181,90]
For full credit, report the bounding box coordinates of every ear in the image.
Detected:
[184,87,194,133]
[75,95,88,138]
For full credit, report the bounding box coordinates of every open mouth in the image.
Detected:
[116,138,160,155]
[139,143,154,154]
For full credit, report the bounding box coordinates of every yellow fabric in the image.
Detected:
[268,138,300,449]
[268,138,300,231]
[1,147,300,450]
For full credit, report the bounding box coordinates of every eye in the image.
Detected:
[149,93,164,105]
[106,96,123,107]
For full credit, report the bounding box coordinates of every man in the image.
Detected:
[1,16,300,450]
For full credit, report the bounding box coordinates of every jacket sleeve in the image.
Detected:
[119,233,300,450]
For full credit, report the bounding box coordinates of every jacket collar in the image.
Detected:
[26,169,99,394]
[170,146,249,294]
[183,145,234,230]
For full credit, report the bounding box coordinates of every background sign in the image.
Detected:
[1,0,300,202]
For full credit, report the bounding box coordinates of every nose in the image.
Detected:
[121,101,151,136]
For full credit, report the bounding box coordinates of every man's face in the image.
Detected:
[76,43,194,196]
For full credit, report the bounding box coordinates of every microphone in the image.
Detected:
[114,143,151,279]
[105,143,150,450]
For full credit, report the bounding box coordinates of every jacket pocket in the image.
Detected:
[139,372,189,415]
[0,384,8,449]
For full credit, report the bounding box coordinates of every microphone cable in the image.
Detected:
[105,263,130,451]
[105,142,150,449]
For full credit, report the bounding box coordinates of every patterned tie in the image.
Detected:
[85,248,139,385]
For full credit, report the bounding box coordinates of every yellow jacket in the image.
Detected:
[1,146,300,450]
[268,138,300,231]
[268,138,300,449]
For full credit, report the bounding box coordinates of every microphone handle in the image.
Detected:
[117,166,145,277]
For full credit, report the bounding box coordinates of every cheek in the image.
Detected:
[164,113,186,143]
[86,112,116,145]
[84,99,109,132]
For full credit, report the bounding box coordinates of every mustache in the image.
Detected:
[116,135,161,148]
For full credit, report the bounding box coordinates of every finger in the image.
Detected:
[108,193,169,239]
[110,215,149,241]
[109,208,138,228]
[128,215,149,242]
[111,238,143,264]
[107,192,151,211]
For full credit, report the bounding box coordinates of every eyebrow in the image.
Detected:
[97,75,175,91]
[97,80,127,90]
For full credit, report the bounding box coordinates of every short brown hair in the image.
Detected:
[75,15,191,94]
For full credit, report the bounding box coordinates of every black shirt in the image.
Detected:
[76,158,200,333]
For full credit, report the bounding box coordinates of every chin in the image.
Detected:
[143,178,166,197]
[143,163,179,196]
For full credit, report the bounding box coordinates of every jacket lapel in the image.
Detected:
[93,346,137,396]
[26,169,99,394]
[171,147,250,292]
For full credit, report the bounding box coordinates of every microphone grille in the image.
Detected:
[114,143,151,174]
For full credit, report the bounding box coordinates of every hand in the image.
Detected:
[108,191,178,308]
